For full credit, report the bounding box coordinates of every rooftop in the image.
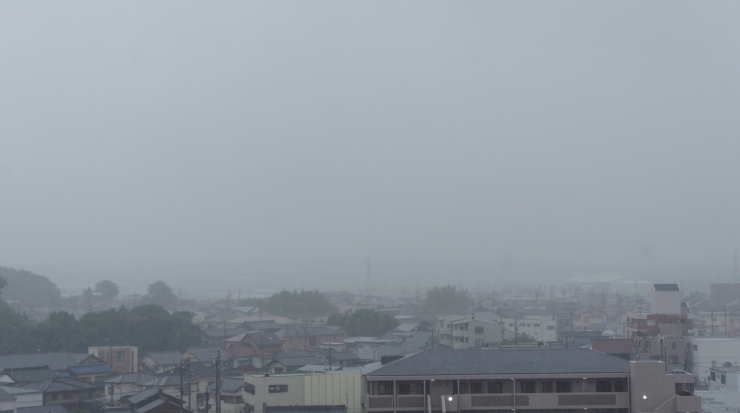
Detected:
[654,284,680,292]
[366,348,630,377]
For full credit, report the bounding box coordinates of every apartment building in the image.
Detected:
[499,316,558,343]
[437,315,503,349]
[363,348,701,413]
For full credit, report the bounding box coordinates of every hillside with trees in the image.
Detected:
[0,266,62,307]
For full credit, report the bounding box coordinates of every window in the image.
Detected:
[721,375,726,385]
[542,382,553,393]
[711,372,716,381]
[471,383,482,394]
[693,345,698,351]
[547,326,555,330]
[377,382,393,395]
[596,381,612,392]
[116,351,125,363]
[398,383,411,395]
[488,382,503,394]
[672,342,676,350]
[520,382,536,393]
[475,338,483,346]
[415,383,424,394]
[244,383,255,395]
[615,380,627,392]
[459,383,469,394]
[556,381,571,393]
[475,327,484,334]
[268,385,288,393]
[668,356,678,364]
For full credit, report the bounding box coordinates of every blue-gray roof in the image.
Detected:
[366,349,630,377]
[18,405,70,413]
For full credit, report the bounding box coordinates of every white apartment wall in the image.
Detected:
[500,316,558,342]
[244,374,306,413]
[651,290,681,315]
[689,338,740,383]
[303,372,364,413]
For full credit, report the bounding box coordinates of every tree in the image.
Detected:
[242,290,338,317]
[142,281,178,309]
[0,266,61,307]
[421,285,473,315]
[326,312,348,327]
[345,309,399,337]
[0,275,6,295]
[95,280,120,300]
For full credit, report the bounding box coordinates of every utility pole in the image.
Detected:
[215,350,221,413]
[179,359,185,413]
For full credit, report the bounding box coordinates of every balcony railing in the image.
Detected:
[366,393,629,411]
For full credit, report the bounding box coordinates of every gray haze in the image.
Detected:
[1,2,740,294]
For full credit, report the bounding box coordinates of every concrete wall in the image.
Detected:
[687,338,740,382]
[651,290,681,315]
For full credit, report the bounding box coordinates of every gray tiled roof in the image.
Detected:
[366,348,630,377]
[0,366,57,383]
[653,284,680,291]
[20,377,100,393]
[17,405,70,413]
[143,351,182,366]
[0,353,99,372]
[208,378,243,393]
[0,387,15,402]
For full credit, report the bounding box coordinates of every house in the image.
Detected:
[105,372,158,403]
[587,338,635,361]
[0,353,104,374]
[364,348,700,413]
[632,335,687,371]
[0,386,43,413]
[140,351,183,374]
[121,388,190,413]
[181,346,223,367]
[62,363,113,383]
[225,331,283,353]
[20,377,103,405]
[88,346,139,374]
[277,326,345,350]
[573,307,608,332]
[223,345,267,371]
[207,378,244,413]
[626,312,689,338]
[708,365,740,390]
[17,405,69,413]
[0,366,57,386]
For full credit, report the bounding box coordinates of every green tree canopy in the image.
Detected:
[141,281,178,309]
[344,309,399,337]
[243,290,338,317]
[95,280,120,300]
[0,266,61,307]
[421,285,473,315]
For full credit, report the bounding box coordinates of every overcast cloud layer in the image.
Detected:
[1,2,739,293]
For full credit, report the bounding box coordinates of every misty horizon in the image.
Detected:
[2,2,739,296]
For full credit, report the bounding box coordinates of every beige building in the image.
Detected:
[89,346,139,374]
[244,369,366,413]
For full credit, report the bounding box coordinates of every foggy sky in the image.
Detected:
[1,2,740,291]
